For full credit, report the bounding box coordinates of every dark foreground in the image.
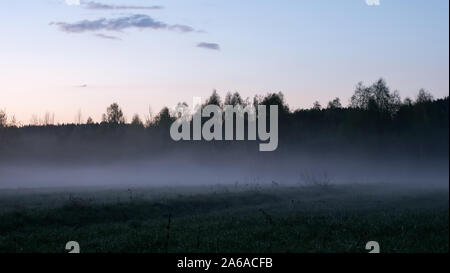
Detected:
[0,184,448,253]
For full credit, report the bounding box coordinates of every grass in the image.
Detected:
[0,184,448,253]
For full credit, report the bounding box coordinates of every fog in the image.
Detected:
[1,152,447,190]
[1,98,448,191]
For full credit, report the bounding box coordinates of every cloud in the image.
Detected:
[95,33,121,40]
[51,14,200,42]
[197,42,220,51]
[83,1,163,10]
[365,0,380,6]
[52,14,175,33]
[169,24,195,33]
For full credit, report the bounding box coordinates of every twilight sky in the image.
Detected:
[0,0,448,124]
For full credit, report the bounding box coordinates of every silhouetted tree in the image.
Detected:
[312,101,321,110]
[260,92,290,114]
[154,107,174,127]
[388,90,402,114]
[0,110,7,127]
[371,78,392,112]
[224,92,244,106]
[86,117,94,124]
[403,97,413,106]
[204,90,222,107]
[350,78,401,115]
[350,82,372,109]
[327,98,342,109]
[131,114,144,127]
[103,103,125,124]
[416,88,434,104]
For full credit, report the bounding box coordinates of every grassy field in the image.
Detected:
[0,183,448,253]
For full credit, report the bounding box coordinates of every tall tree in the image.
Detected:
[416,88,434,104]
[260,92,290,114]
[131,114,144,127]
[204,90,222,107]
[312,101,322,110]
[154,107,174,127]
[350,82,372,109]
[103,103,125,124]
[371,78,392,112]
[0,110,7,127]
[350,78,401,115]
[225,92,244,106]
[327,97,342,109]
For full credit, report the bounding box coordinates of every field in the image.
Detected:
[0,183,448,253]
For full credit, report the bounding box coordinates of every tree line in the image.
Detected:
[0,78,448,162]
[0,78,443,129]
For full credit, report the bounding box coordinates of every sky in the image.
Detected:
[0,0,448,124]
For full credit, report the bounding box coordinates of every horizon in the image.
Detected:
[1,82,448,126]
[1,0,449,125]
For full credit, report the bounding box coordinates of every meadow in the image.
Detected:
[0,183,447,253]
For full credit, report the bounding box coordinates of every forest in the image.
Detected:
[0,78,448,164]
